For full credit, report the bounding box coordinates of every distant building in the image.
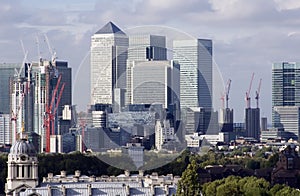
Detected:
[128,34,167,61]
[155,120,175,150]
[126,60,180,109]
[261,117,268,131]
[272,145,300,188]
[0,63,21,114]
[173,39,213,110]
[245,108,260,140]
[273,106,300,140]
[219,108,234,132]
[5,129,179,195]
[0,114,10,144]
[185,107,212,135]
[126,143,144,169]
[272,62,300,130]
[90,22,128,105]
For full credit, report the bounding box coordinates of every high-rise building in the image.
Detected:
[273,106,300,140]
[0,63,22,114]
[272,62,300,139]
[245,108,260,140]
[0,114,10,144]
[55,61,72,135]
[90,22,129,105]
[126,60,180,108]
[272,62,300,119]
[173,39,213,110]
[219,108,234,132]
[128,35,167,61]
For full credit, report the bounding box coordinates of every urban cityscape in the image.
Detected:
[1,0,300,195]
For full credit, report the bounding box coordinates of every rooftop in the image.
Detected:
[95,22,125,35]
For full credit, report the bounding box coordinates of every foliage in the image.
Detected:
[176,160,201,196]
[202,176,299,196]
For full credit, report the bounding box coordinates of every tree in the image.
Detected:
[176,160,201,196]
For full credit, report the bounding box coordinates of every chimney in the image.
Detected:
[75,170,81,177]
[125,170,130,177]
[60,170,66,178]
[138,170,144,177]
[87,184,92,196]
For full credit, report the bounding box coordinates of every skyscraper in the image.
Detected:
[128,35,167,61]
[55,61,72,135]
[173,39,212,110]
[272,62,300,139]
[272,62,300,120]
[0,63,22,114]
[90,22,129,105]
[245,108,260,140]
[126,60,179,108]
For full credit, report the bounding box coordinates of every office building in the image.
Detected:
[155,120,175,150]
[219,108,234,132]
[261,117,268,131]
[55,61,72,134]
[273,106,300,140]
[173,39,213,110]
[126,60,180,108]
[128,34,167,61]
[245,108,260,140]
[90,22,129,105]
[272,62,300,121]
[272,62,300,139]
[0,114,10,144]
[0,63,22,114]
[185,107,211,135]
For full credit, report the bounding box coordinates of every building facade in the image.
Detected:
[128,34,167,61]
[90,22,129,105]
[272,62,300,139]
[245,108,260,141]
[173,39,213,110]
[273,106,300,140]
[126,60,180,109]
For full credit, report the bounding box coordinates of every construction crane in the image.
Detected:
[225,79,232,109]
[255,79,262,108]
[11,52,28,141]
[245,73,255,108]
[44,74,65,152]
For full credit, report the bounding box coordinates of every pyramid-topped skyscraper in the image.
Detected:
[91,22,128,107]
[95,21,126,35]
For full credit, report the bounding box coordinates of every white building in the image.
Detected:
[91,22,128,105]
[273,106,300,140]
[0,114,10,144]
[5,135,39,195]
[126,60,180,108]
[155,120,175,150]
[173,39,213,110]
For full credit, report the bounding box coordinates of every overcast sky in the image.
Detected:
[1,0,300,122]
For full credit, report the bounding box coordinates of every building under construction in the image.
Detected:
[9,57,72,152]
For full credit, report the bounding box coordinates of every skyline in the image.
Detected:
[2,0,300,122]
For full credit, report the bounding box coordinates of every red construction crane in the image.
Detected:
[255,79,262,108]
[245,73,255,108]
[44,74,65,152]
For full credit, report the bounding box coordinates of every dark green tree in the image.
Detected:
[176,160,201,196]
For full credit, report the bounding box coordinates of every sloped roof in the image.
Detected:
[95,22,125,35]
